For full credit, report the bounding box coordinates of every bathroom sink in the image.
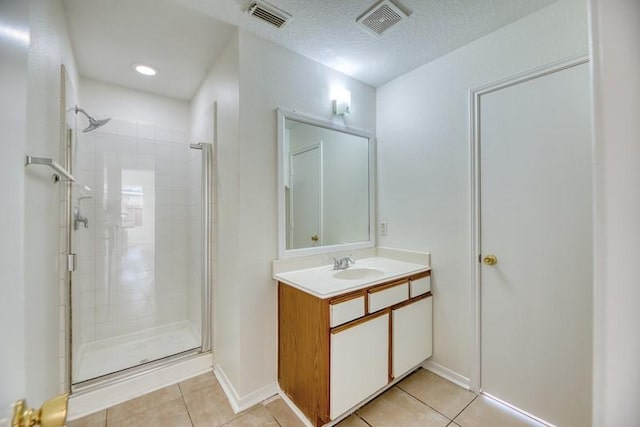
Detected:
[333,268,385,280]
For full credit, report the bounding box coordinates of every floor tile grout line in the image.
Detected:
[218,404,270,427]
[397,373,481,422]
[393,385,456,422]
[181,394,196,427]
[103,396,188,427]
[451,394,480,424]
[270,413,282,426]
[262,403,283,427]
[354,412,374,426]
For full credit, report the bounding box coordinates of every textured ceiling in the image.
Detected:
[177,0,557,87]
[63,0,557,100]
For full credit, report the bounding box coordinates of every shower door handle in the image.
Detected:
[68,253,77,272]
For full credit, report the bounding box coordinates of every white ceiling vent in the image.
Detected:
[357,0,410,37]
[248,1,292,29]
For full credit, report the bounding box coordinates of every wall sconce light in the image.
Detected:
[333,89,351,116]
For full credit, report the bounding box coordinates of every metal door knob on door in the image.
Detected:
[483,254,498,265]
[12,394,68,427]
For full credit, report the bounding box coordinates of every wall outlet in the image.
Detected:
[380,222,388,236]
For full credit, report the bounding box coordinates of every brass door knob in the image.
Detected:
[483,254,498,266]
[12,394,68,427]
[311,234,319,242]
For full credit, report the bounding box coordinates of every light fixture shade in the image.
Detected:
[333,89,351,115]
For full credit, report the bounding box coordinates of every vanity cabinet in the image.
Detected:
[278,270,432,426]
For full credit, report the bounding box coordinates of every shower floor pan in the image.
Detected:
[73,320,200,384]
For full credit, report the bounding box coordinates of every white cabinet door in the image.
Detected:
[392,297,432,378]
[330,313,389,420]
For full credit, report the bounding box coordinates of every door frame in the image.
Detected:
[468,53,589,393]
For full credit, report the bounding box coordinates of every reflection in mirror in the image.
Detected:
[278,109,375,258]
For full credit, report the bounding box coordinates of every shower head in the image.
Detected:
[73,105,111,133]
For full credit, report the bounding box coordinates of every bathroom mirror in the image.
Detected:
[277,109,375,258]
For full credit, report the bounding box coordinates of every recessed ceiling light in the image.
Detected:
[133,64,157,76]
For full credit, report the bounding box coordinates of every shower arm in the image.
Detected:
[74,106,91,120]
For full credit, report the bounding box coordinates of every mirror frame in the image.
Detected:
[277,108,376,259]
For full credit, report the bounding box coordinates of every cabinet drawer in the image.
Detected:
[330,296,365,327]
[368,282,408,313]
[410,274,431,298]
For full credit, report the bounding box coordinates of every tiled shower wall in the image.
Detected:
[70,118,201,370]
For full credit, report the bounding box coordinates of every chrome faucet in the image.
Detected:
[73,206,89,230]
[333,256,356,270]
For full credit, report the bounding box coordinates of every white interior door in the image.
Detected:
[479,62,592,426]
[290,145,321,249]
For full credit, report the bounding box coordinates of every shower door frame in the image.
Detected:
[192,142,213,353]
[65,137,214,391]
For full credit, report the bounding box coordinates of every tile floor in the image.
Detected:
[68,368,546,427]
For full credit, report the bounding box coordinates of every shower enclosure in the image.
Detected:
[68,116,212,386]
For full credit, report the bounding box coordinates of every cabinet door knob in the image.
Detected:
[483,254,498,266]
[311,234,319,242]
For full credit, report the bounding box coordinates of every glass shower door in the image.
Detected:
[70,121,204,384]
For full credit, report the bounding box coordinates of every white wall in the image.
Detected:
[234,30,376,399]
[0,1,30,421]
[190,29,376,403]
[234,31,376,402]
[190,30,242,394]
[590,0,640,424]
[0,0,79,417]
[25,0,79,407]
[376,0,589,382]
[80,78,189,130]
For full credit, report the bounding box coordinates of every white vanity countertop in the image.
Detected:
[274,256,430,299]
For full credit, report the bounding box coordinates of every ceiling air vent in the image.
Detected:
[357,0,410,37]
[248,1,292,29]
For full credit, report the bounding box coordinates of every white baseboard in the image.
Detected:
[213,363,279,414]
[277,387,357,427]
[67,352,213,420]
[422,360,471,390]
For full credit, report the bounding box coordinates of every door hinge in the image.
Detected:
[68,253,77,272]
